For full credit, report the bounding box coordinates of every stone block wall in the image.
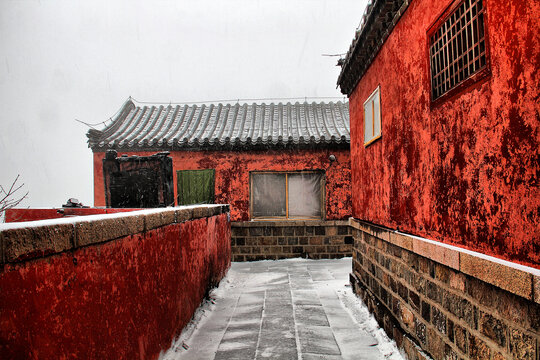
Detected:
[0,205,231,360]
[350,219,540,360]
[231,220,353,261]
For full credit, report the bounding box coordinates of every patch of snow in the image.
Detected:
[337,288,405,360]
[0,205,227,231]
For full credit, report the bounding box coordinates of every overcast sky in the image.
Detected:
[0,0,367,209]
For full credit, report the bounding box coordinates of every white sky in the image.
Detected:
[0,0,367,208]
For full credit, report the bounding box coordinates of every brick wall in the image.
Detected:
[350,219,540,360]
[0,205,231,360]
[231,221,353,261]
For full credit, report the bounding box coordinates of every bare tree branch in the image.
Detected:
[0,175,29,218]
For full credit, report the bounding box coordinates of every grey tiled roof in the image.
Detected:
[87,100,350,151]
[337,0,410,95]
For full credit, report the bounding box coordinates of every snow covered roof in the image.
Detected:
[337,0,410,95]
[87,99,350,151]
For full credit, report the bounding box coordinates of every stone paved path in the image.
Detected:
[162,258,401,360]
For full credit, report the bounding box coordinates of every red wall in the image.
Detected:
[5,208,141,222]
[93,149,351,221]
[0,213,231,360]
[348,0,539,267]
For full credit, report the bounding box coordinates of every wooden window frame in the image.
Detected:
[363,86,382,147]
[249,170,326,221]
[427,0,490,105]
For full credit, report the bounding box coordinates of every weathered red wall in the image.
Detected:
[0,213,231,360]
[5,208,140,223]
[93,149,351,221]
[348,0,539,267]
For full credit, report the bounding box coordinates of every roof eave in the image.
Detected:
[337,0,411,96]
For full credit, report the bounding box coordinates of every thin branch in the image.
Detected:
[0,175,28,215]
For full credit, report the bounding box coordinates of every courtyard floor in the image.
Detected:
[161,258,404,360]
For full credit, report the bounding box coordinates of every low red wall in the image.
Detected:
[0,206,231,360]
[347,0,539,267]
[93,148,352,221]
[5,208,141,223]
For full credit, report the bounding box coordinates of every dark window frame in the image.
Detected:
[249,170,326,221]
[427,0,490,105]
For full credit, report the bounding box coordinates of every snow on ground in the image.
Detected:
[160,258,405,360]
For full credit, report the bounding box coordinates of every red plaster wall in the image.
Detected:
[93,149,351,221]
[348,0,539,267]
[0,214,231,360]
[5,208,141,223]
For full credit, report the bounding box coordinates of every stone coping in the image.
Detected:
[350,218,540,304]
[0,205,230,265]
[232,220,350,227]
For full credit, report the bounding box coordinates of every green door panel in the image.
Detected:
[177,169,215,205]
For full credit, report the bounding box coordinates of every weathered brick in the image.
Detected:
[314,226,325,235]
[449,270,466,292]
[466,276,495,308]
[434,263,450,284]
[415,319,427,345]
[175,207,194,222]
[281,246,292,254]
[421,300,431,322]
[272,227,283,236]
[235,237,245,246]
[427,280,443,304]
[447,318,455,343]
[468,333,490,360]
[192,206,212,218]
[143,210,175,230]
[304,226,315,236]
[287,237,298,245]
[479,312,506,348]
[454,324,468,354]
[409,290,421,311]
[231,226,248,237]
[263,227,272,236]
[299,237,308,245]
[329,236,345,244]
[338,244,352,253]
[76,215,144,247]
[392,296,401,315]
[401,305,414,330]
[3,223,74,262]
[282,227,295,236]
[509,328,536,360]
[326,227,338,236]
[444,343,459,360]
[249,227,263,236]
[380,286,388,305]
[294,227,305,236]
[431,306,447,334]
[278,237,288,245]
[460,252,533,301]
[390,277,397,293]
[337,226,349,235]
[292,246,303,254]
[245,237,259,246]
[326,245,339,253]
[427,327,444,359]
[398,282,408,301]
[261,237,276,246]
[309,237,323,245]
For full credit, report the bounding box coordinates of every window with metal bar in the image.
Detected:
[429,0,487,101]
[250,171,324,220]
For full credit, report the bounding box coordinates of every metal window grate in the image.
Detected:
[429,0,487,100]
